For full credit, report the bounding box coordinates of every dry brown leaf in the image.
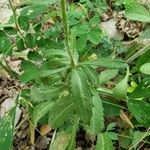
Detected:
[40,124,52,136]
[120,110,134,129]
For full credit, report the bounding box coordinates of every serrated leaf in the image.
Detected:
[48,97,75,128]
[87,28,101,44]
[71,68,92,124]
[113,68,129,99]
[67,117,79,150]
[140,63,150,75]
[125,3,150,22]
[0,107,16,150]
[99,69,118,84]
[18,15,30,31]
[31,101,54,126]
[96,132,114,150]
[81,65,99,86]
[31,85,63,103]
[87,92,104,135]
[49,131,70,150]
[43,49,69,58]
[127,99,150,126]
[20,60,39,83]
[40,67,69,77]
[82,57,128,69]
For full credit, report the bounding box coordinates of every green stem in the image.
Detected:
[60,0,77,67]
[126,44,150,63]
[8,0,23,37]
[0,61,18,77]
[61,0,69,49]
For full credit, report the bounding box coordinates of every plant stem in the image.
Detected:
[0,61,17,77]
[61,0,77,67]
[8,0,23,37]
[126,44,150,63]
[61,0,69,49]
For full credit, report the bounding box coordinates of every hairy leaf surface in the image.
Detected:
[96,132,114,150]
[71,68,92,124]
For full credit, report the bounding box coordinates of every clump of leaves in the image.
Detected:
[0,0,150,149]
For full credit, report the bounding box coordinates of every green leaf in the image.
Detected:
[27,51,43,62]
[127,99,150,126]
[82,57,128,69]
[136,49,150,69]
[0,107,16,150]
[48,97,75,128]
[81,65,99,86]
[96,132,114,150]
[103,100,121,117]
[99,69,118,84]
[67,117,79,150]
[20,60,39,83]
[132,131,150,149]
[18,15,30,31]
[107,132,118,141]
[87,92,104,135]
[43,49,69,59]
[49,131,70,150]
[89,15,100,25]
[140,26,150,39]
[0,38,12,55]
[76,35,87,52]
[129,78,150,98]
[25,33,36,48]
[20,4,48,20]
[25,0,58,5]
[31,85,63,103]
[87,28,101,44]
[71,68,92,124]
[140,63,150,75]
[31,101,54,126]
[16,37,25,51]
[40,67,69,77]
[125,3,150,23]
[113,68,129,99]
